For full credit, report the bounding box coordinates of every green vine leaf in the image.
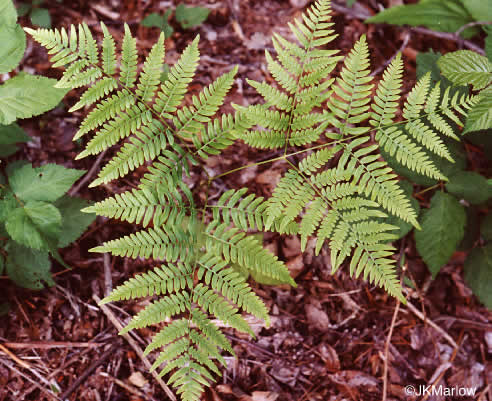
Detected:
[5,241,54,289]
[5,201,62,250]
[8,163,85,203]
[446,170,492,204]
[0,123,30,157]
[415,192,466,277]
[366,0,478,38]
[464,244,492,308]
[54,196,96,248]
[464,88,492,133]
[0,0,18,27]
[0,24,26,74]
[175,4,210,29]
[438,50,492,91]
[0,74,68,125]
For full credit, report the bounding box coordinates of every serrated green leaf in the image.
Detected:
[0,124,31,157]
[0,0,18,27]
[0,74,68,125]
[464,244,492,309]
[446,171,492,204]
[416,50,442,81]
[141,11,174,38]
[5,201,62,250]
[5,241,54,289]
[366,0,477,39]
[0,190,18,223]
[175,4,210,29]
[30,7,51,28]
[438,50,492,91]
[8,163,85,203]
[54,196,96,248]
[0,123,30,145]
[460,0,492,24]
[0,302,10,316]
[486,34,492,62]
[481,214,492,241]
[0,24,26,74]
[464,89,492,133]
[0,123,30,157]
[415,192,466,277]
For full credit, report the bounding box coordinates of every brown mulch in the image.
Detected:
[1,1,491,401]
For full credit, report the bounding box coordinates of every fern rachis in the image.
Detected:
[26,1,478,400]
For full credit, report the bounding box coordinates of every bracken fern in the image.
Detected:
[25,1,478,399]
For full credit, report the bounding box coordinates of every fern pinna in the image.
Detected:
[26,0,477,399]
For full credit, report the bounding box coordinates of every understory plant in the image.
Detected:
[0,162,95,289]
[26,0,480,399]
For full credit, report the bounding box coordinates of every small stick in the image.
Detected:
[381,298,401,401]
[103,253,113,298]
[93,294,177,401]
[371,31,410,77]
[2,341,106,349]
[59,342,119,400]
[0,358,62,401]
[68,150,107,196]
[404,301,458,348]
[100,372,156,400]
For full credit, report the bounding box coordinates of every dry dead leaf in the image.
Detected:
[128,371,148,388]
[251,391,279,401]
[305,303,330,331]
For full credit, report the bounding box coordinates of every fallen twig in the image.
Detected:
[93,294,177,401]
[59,342,120,400]
[403,301,458,348]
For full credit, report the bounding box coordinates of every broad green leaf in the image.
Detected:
[438,50,492,91]
[0,24,26,74]
[457,207,480,251]
[366,0,477,39]
[0,302,9,316]
[460,0,492,24]
[16,3,31,17]
[55,196,96,248]
[0,0,18,27]
[415,192,466,277]
[175,4,210,29]
[30,7,51,28]
[481,214,492,241]
[5,201,62,250]
[0,123,30,157]
[5,241,54,289]
[486,34,492,62]
[464,89,492,133]
[141,10,174,38]
[0,74,68,125]
[464,244,492,308]
[0,190,18,223]
[8,163,85,203]
[416,50,442,81]
[446,171,492,204]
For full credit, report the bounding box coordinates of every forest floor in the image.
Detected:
[0,0,491,400]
